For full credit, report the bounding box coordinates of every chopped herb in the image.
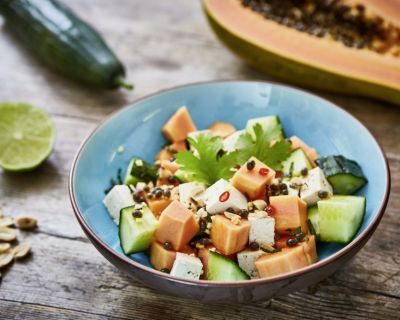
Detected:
[129,157,158,183]
[235,123,291,170]
[175,134,239,186]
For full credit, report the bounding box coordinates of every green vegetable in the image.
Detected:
[207,251,250,281]
[282,148,313,177]
[317,195,366,243]
[0,0,132,89]
[175,134,238,186]
[119,205,158,255]
[316,155,367,194]
[235,123,291,170]
[0,103,55,172]
[124,157,158,185]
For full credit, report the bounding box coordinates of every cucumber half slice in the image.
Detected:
[317,196,366,243]
[119,204,158,254]
[207,251,249,281]
[282,148,312,177]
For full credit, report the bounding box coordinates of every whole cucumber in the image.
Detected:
[0,0,133,90]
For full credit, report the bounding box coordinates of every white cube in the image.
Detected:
[237,249,265,279]
[248,211,275,246]
[205,179,247,214]
[170,253,203,280]
[103,185,134,225]
[179,182,206,207]
[223,130,244,152]
[301,167,333,205]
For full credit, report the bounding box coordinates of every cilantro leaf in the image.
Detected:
[175,134,238,186]
[235,123,291,170]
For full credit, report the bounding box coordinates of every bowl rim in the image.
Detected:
[69,80,390,287]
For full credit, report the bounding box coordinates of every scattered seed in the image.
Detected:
[0,243,10,253]
[295,232,306,242]
[250,241,260,251]
[226,207,235,213]
[239,209,249,218]
[160,268,170,273]
[163,242,172,250]
[0,217,14,228]
[287,237,299,247]
[318,190,329,199]
[132,210,143,218]
[11,242,31,259]
[0,253,13,269]
[246,160,256,170]
[199,219,207,231]
[15,215,37,230]
[0,227,17,242]
[155,190,163,198]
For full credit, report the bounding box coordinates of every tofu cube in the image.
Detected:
[205,179,247,214]
[237,249,265,279]
[248,211,275,246]
[179,182,206,207]
[170,253,203,280]
[300,167,333,205]
[103,185,134,224]
[223,130,244,152]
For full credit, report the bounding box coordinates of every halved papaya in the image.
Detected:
[203,0,400,105]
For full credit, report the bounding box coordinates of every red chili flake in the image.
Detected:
[266,205,275,216]
[259,167,269,176]
[219,191,230,202]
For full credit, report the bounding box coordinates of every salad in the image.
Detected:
[103,106,368,281]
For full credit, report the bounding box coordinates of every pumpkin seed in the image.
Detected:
[0,227,17,242]
[11,242,31,259]
[0,217,14,228]
[0,243,11,253]
[0,253,14,268]
[15,215,37,230]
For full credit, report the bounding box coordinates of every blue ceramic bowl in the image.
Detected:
[69,81,390,302]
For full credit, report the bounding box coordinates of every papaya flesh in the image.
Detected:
[203,0,400,105]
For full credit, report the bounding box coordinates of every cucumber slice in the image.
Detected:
[245,116,284,141]
[282,148,312,177]
[316,155,367,194]
[119,205,158,254]
[207,251,249,281]
[307,205,320,240]
[124,157,158,185]
[317,196,366,243]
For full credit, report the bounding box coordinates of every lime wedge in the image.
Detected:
[0,103,55,172]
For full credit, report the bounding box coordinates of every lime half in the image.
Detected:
[0,103,55,172]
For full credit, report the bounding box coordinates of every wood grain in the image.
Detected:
[0,0,399,319]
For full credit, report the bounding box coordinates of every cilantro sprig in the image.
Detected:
[235,123,291,170]
[175,134,238,186]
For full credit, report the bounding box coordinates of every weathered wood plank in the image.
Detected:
[0,233,398,320]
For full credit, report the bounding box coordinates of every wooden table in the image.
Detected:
[0,1,399,319]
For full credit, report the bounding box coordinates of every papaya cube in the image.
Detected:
[156,141,187,161]
[146,196,172,217]
[231,156,275,200]
[255,246,309,278]
[150,241,177,271]
[269,195,308,234]
[155,200,199,251]
[162,106,197,142]
[289,136,319,165]
[208,122,236,138]
[210,215,250,255]
[150,241,195,271]
[298,235,318,264]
